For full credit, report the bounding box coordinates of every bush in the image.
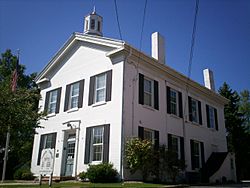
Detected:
[78,171,86,181]
[86,163,118,183]
[14,162,34,180]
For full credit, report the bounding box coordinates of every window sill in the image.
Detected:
[142,105,155,111]
[47,113,56,118]
[209,128,217,132]
[169,113,181,119]
[67,107,79,113]
[92,101,107,107]
[91,160,102,165]
[189,121,202,127]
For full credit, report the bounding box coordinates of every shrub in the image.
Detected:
[14,162,34,180]
[78,171,86,181]
[86,163,118,183]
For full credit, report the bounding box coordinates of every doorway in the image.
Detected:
[64,134,76,176]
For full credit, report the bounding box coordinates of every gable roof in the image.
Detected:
[35,32,124,83]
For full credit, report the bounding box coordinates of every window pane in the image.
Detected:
[93,127,103,144]
[93,145,102,161]
[144,79,152,93]
[70,96,78,108]
[48,103,56,114]
[71,83,79,96]
[144,93,152,106]
[96,74,106,89]
[209,106,215,128]
[191,99,198,123]
[48,90,57,113]
[96,89,105,102]
[144,129,153,142]
[91,19,95,29]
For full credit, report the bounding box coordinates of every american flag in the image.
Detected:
[11,57,19,92]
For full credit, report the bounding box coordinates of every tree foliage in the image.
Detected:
[239,90,250,132]
[0,49,45,179]
[219,82,250,180]
[125,138,185,182]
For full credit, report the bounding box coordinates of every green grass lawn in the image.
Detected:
[0,181,167,188]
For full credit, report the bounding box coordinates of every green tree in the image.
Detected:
[0,49,45,179]
[239,90,250,132]
[125,138,154,181]
[219,82,250,180]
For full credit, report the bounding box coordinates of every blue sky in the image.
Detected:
[0,0,249,92]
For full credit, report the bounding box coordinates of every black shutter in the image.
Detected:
[168,134,172,150]
[103,124,110,163]
[55,87,62,114]
[44,91,50,112]
[180,137,185,161]
[154,80,159,110]
[138,126,144,140]
[78,79,84,108]
[214,108,218,131]
[200,142,205,167]
[178,92,183,118]
[106,70,112,102]
[84,127,91,164]
[139,73,144,105]
[198,101,202,125]
[154,130,159,150]
[190,140,195,170]
[64,84,71,111]
[188,96,193,121]
[88,76,95,105]
[206,105,210,128]
[51,133,57,149]
[167,86,171,114]
[37,135,45,165]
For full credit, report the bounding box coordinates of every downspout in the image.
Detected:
[120,46,132,181]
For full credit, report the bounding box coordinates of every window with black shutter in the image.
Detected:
[206,104,219,130]
[190,139,204,170]
[44,88,62,114]
[166,86,183,118]
[84,124,110,164]
[88,70,112,106]
[37,133,57,165]
[168,133,184,160]
[138,73,159,110]
[138,126,159,149]
[188,96,202,125]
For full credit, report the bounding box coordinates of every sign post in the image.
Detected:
[39,149,55,187]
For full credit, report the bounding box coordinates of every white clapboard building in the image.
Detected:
[31,10,236,183]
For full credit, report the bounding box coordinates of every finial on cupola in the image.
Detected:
[84,7,103,36]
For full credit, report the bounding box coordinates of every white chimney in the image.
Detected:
[203,68,215,91]
[151,32,165,64]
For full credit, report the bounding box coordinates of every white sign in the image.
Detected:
[40,148,55,174]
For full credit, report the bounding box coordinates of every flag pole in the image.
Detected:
[1,50,19,183]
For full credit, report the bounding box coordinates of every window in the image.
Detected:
[190,140,205,170]
[84,125,110,164]
[45,88,61,114]
[188,96,202,125]
[95,73,106,103]
[206,105,218,130]
[97,21,101,31]
[138,126,159,149]
[64,80,84,111]
[90,19,95,29]
[69,82,80,109]
[88,70,112,105]
[144,78,153,107]
[85,20,89,31]
[191,99,199,123]
[138,73,159,110]
[168,134,184,160]
[144,128,154,144]
[167,87,183,118]
[48,90,57,114]
[91,126,104,162]
[37,133,57,165]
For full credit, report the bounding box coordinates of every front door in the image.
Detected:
[64,134,76,176]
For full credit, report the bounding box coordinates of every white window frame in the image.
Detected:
[90,126,104,163]
[143,77,154,107]
[143,128,154,144]
[193,141,201,169]
[171,135,181,159]
[69,82,80,109]
[208,105,216,129]
[94,73,106,104]
[170,88,179,116]
[48,90,57,114]
[191,98,199,123]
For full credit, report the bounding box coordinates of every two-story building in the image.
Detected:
[31,10,236,183]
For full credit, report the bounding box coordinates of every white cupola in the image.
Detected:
[84,7,103,36]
